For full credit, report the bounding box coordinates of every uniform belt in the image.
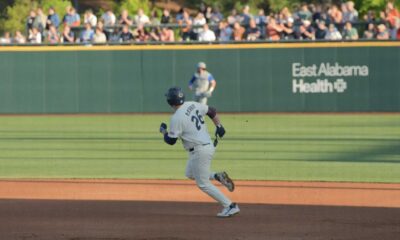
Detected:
[189,143,210,152]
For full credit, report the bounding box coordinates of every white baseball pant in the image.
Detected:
[185,144,232,208]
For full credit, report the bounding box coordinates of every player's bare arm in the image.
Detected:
[208,79,216,93]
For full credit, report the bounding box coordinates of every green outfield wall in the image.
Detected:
[0,43,399,113]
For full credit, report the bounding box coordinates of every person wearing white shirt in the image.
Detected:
[198,24,216,41]
[193,12,206,37]
[325,23,342,40]
[84,9,97,27]
[134,8,150,25]
[28,27,42,43]
[160,87,239,218]
[101,10,116,26]
[93,27,107,43]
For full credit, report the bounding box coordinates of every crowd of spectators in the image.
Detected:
[0,1,399,45]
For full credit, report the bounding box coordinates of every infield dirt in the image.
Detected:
[0,180,399,240]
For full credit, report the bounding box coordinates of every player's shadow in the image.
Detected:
[219,137,400,164]
[311,141,400,164]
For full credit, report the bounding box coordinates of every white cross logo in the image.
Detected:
[334,79,347,93]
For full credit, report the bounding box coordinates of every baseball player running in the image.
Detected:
[159,87,239,218]
[188,62,216,104]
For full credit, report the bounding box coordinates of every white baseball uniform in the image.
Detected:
[168,101,232,208]
[189,71,215,104]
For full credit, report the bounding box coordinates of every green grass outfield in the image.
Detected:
[0,114,399,183]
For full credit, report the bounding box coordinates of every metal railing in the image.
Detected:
[0,20,397,47]
[0,39,398,48]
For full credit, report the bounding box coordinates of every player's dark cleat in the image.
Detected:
[217,203,240,218]
[215,172,235,192]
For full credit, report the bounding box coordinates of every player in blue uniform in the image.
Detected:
[189,62,216,104]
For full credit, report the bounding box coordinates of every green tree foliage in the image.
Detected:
[1,0,72,34]
[267,0,300,13]
[116,0,151,17]
[354,0,400,14]
[2,0,32,33]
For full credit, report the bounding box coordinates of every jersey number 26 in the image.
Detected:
[191,110,205,130]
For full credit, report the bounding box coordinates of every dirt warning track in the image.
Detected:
[0,180,399,240]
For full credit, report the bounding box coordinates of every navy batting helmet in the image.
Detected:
[165,87,185,106]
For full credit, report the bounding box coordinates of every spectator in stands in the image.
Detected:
[161,9,170,24]
[315,20,328,39]
[266,17,282,41]
[100,11,114,40]
[246,19,260,41]
[227,9,240,26]
[135,8,150,25]
[328,5,343,24]
[70,7,81,27]
[160,27,175,42]
[79,23,94,43]
[362,23,376,39]
[199,2,207,16]
[296,3,312,21]
[118,9,133,26]
[341,3,349,22]
[280,7,294,24]
[27,10,43,35]
[46,7,60,30]
[376,24,390,40]
[342,21,359,40]
[218,20,233,41]
[210,6,224,26]
[28,27,42,43]
[384,2,400,39]
[93,27,107,43]
[363,10,377,23]
[178,9,193,41]
[204,6,213,23]
[296,20,315,40]
[14,31,26,44]
[281,18,295,39]
[175,8,184,22]
[239,5,252,27]
[148,10,161,40]
[397,27,400,39]
[36,7,47,32]
[96,21,109,40]
[255,9,267,38]
[119,24,134,42]
[108,28,120,42]
[149,26,161,41]
[343,1,358,23]
[150,10,160,25]
[233,21,245,40]
[198,23,216,42]
[310,4,323,23]
[47,25,60,43]
[325,23,342,40]
[0,32,11,44]
[84,9,97,28]
[135,24,150,42]
[193,12,207,40]
[63,6,80,27]
[62,25,75,43]
[101,9,116,27]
